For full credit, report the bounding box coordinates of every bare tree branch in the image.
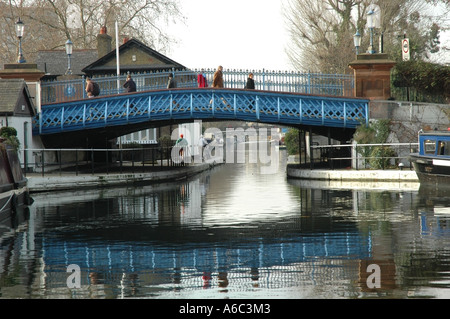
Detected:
[283,0,447,73]
[0,0,183,66]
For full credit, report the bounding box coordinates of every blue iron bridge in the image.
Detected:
[33,88,369,141]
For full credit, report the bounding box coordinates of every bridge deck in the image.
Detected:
[33,88,369,136]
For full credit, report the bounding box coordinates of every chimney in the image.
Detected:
[97,26,112,58]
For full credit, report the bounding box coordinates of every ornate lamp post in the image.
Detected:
[367,9,376,54]
[353,30,361,55]
[65,39,73,75]
[15,18,26,63]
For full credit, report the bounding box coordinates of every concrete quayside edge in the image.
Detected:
[27,163,216,193]
[286,164,420,191]
[26,162,420,193]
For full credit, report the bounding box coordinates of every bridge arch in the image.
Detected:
[33,88,368,148]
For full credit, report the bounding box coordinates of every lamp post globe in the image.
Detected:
[367,9,375,29]
[353,30,361,55]
[65,39,73,75]
[65,39,73,55]
[15,18,24,38]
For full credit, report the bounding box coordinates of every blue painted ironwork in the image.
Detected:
[40,69,354,104]
[33,88,369,136]
[42,231,371,275]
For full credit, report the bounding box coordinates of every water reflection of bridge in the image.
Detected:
[1,167,378,297]
[0,209,372,297]
[26,175,371,295]
[41,230,371,270]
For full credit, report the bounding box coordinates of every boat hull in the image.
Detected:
[410,154,450,186]
[0,186,29,222]
[0,141,32,222]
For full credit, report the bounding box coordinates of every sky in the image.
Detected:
[166,1,449,71]
[166,0,293,71]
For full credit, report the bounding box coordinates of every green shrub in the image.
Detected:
[284,128,299,155]
[392,60,450,102]
[369,146,396,169]
[0,127,20,151]
[353,119,396,169]
[0,126,18,137]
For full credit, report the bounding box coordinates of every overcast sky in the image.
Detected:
[166,0,449,71]
[166,0,292,71]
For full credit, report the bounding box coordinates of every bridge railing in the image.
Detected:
[197,68,354,96]
[40,69,197,104]
[40,69,354,104]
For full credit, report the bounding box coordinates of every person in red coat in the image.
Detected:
[197,70,208,88]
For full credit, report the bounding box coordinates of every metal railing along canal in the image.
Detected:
[299,142,419,170]
[22,146,181,177]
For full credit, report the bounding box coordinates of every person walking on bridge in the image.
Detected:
[167,73,177,89]
[244,73,256,110]
[123,74,136,93]
[85,77,98,98]
[244,73,255,89]
[211,65,229,107]
[197,69,208,88]
[212,66,224,88]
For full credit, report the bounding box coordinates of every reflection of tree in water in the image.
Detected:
[398,252,449,290]
[366,191,395,213]
[395,210,450,293]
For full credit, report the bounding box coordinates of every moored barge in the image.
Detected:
[410,130,450,187]
[0,139,31,221]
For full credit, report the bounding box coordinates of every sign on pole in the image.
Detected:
[402,38,410,61]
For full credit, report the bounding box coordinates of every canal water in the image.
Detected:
[1,150,450,299]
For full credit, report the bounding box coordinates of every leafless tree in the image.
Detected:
[0,0,183,67]
[283,0,447,73]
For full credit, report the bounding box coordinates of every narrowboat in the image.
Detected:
[0,139,31,222]
[410,130,450,186]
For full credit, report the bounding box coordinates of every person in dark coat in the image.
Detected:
[123,74,136,92]
[244,73,255,89]
[244,73,256,110]
[167,73,177,89]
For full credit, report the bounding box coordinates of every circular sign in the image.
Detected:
[402,39,409,53]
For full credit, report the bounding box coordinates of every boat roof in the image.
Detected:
[419,130,450,137]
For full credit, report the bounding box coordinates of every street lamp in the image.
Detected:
[353,30,361,55]
[367,9,376,54]
[15,18,26,63]
[65,39,73,75]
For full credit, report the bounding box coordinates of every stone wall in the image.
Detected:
[370,100,450,144]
